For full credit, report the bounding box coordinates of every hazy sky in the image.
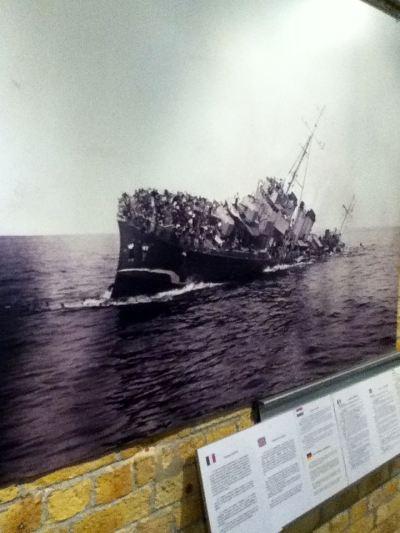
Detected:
[0,0,399,235]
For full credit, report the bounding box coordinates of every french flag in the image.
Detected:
[206,454,216,466]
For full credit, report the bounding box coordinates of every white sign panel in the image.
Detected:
[197,409,317,533]
[391,366,400,400]
[365,370,400,464]
[198,363,400,532]
[293,395,347,506]
[198,399,346,532]
[197,429,273,533]
[250,410,313,531]
[332,381,379,484]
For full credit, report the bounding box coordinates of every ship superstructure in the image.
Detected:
[112,117,346,298]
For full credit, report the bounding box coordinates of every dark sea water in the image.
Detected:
[0,227,398,484]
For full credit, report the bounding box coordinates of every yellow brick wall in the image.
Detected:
[0,406,252,533]
[1,404,400,532]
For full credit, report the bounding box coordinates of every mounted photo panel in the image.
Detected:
[0,0,398,483]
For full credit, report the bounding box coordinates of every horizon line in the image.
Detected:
[0,231,119,238]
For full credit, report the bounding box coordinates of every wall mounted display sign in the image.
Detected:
[0,0,399,484]
[198,357,400,532]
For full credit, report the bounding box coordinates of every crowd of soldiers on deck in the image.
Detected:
[119,189,248,251]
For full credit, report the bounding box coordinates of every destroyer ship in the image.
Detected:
[112,116,350,298]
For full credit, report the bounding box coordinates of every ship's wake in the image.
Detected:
[60,281,222,310]
[3,264,320,315]
[263,260,314,274]
[58,263,312,310]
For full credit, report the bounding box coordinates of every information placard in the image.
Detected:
[197,410,313,533]
[293,395,347,505]
[198,396,348,532]
[197,429,270,533]
[332,381,379,484]
[365,370,400,464]
[197,358,400,532]
[250,411,313,531]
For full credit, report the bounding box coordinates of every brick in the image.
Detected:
[25,453,116,488]
[204,423,237,444]
[139,426,191,448]
[73,488,151,533]
[376,493,400,524]
[384,491,400,519]
[0,485,19,504]
[236,409,254,431]
[0,495,42,533]
[41,527,70,533]
[176,427,193,439]
[155,465,200,509]
[136,510,175,532]
[330,510,349,532]
[178,434,206,464]
[350,497,368,523]
[381,479,398,499]
[159,446,175,471]
[376,500,391,524]
[159,445,183,476]
[114,526,137,533]
[135,453,156,486]
[196,410,239,431]
[370,479,399,511]
[368,487,387,510]
[155,472,184,509]
[95,464,132,505]
[348,514,374,533]
[120,444,144,460]
[235,407,251,418]
[47,479,91,522]
[148,430,179,442]
[182,464,201,499]
[371,510,400,533]
[174,496,203,529]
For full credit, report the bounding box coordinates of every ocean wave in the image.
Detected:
[263,260,314,273]
[61,281,222,310]
[343,248,370,257]
[68,264,313,310]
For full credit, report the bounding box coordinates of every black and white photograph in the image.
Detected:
[0,0,399,483]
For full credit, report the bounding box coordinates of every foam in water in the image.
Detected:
[62,281,221,310]
[62,264,318,310]
[263,260,314,273]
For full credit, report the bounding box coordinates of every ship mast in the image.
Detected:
[340,195,356,233]
[285,107,325,194]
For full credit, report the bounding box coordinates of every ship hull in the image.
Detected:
[111,220,273,298]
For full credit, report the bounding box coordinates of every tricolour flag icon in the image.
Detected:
[206,454,216,466]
